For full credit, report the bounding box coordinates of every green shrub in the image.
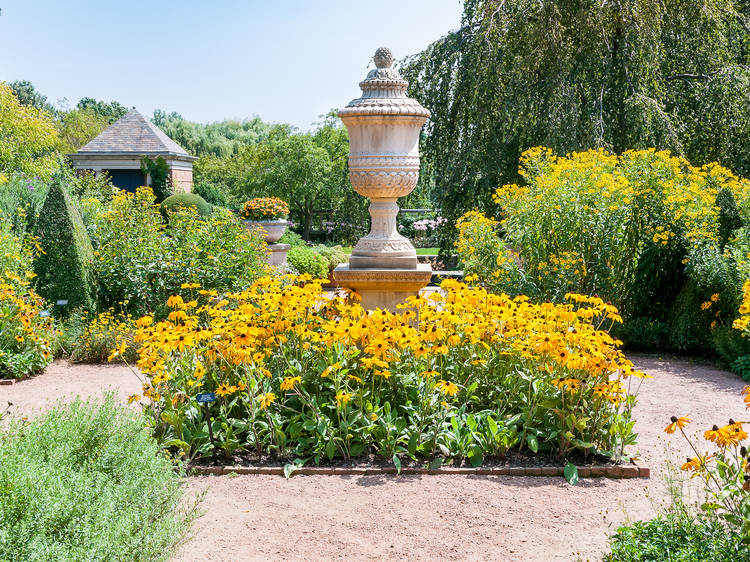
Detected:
[91,187,268,317]
[288,245,328,278]
[729,354,750,382]
[605,512,746,561]
[0,173,49,239]
[193,181,228,207]
[716,187,744,249]
[312,244,348,274]
[279,229,305,247]
[33,173,95,313]
[161,192,212,218]
[0,395,195,561]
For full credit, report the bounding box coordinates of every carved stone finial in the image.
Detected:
[373,47,393,69]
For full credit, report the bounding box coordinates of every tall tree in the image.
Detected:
[56,108,110,153]
[0,83,59,179]
[401,0,750,250]
[152,110,275,157]
[76,98,129,124]
[9,80,55,114]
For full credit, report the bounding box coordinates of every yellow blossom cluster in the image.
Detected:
[241,197,289,221]
[127,275,646,461]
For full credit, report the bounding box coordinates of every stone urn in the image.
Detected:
[332,47,433,311]
[243,219,287,244]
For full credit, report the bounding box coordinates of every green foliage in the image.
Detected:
[194,113,366,243]
[33,173,95,313]
[9,80,55,114]
[605,512,746,561]
[717,187,744,248]
[312,244,348,274]
[730,354,750,381]
[140,156,172,202]
[279,229,305,247]
[0,395,195,561]
[89,187,268,317]
[161,192,212,218]
[152,110,276,158]
[287,246,329,278]
[0,173,49,239]
[76,97,129,124]
[68,168,116,202]
[193,181,228,207]
[0,83,59,180]
[56,107,110,153]
[402,0,750,252]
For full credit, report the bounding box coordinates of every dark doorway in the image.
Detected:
[106,169,146,193]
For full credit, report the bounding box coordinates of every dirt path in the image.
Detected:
[0,360,142,418]
[2,356,746,561]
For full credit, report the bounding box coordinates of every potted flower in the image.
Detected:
[241,197,289,243]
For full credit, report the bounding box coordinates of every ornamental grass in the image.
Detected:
[125,276,647,466]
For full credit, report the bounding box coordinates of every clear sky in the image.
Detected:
[0,1,462,129]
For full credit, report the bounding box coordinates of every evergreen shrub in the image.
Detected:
[33,173,95,313]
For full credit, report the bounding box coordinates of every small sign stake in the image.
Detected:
[196,393,218,464]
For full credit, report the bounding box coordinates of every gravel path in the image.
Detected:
[2,356,746,561]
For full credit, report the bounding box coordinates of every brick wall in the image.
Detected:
[169,168,193,193]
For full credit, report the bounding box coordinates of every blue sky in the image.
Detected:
[0,1,462,129]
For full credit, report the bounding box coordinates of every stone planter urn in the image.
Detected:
[243,219,287,244]
[333,47,432,311]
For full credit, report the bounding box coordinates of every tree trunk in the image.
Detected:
[303,201,313,241]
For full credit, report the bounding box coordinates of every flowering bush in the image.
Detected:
[70,309,138,364]
[663,389,750,539]
[458,147,750,359]
[127,276,645,466]
[88,187,269,317]
[0,224,54,378]
[241,197,289,221]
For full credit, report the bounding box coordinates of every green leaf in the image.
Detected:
[325,439,336,461]
[526,434,539,453]
[564,463,579,485]
[429,457,443,470]
[407,432,418,457]
[468,444,483,467]
[283,463,297,479]
[487,416,499,436]
[392,454,402,474]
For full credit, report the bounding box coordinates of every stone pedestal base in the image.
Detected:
[333,263,432,312]
[267,243,290,267]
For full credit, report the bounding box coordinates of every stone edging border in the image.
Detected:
[0,378,21,386]
[190,464,650,479]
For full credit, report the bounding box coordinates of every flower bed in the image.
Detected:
[128,276,647,467]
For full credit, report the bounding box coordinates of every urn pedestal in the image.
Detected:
[333,47,432,311]
[243,220,289,267]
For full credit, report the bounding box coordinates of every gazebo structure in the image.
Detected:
[67,110,197,193]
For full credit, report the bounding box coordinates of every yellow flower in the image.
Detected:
[280,376,301,391]
[436,379,459,396]
[335,391,351,407]
[664,416,691,434]
[258,392,276,409]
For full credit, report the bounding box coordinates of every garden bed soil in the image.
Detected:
[3,355,747,561]
[189,448,640,475]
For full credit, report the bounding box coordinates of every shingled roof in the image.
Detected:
[75,110,192,157]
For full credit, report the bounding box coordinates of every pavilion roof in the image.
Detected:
[74,110,192,157]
